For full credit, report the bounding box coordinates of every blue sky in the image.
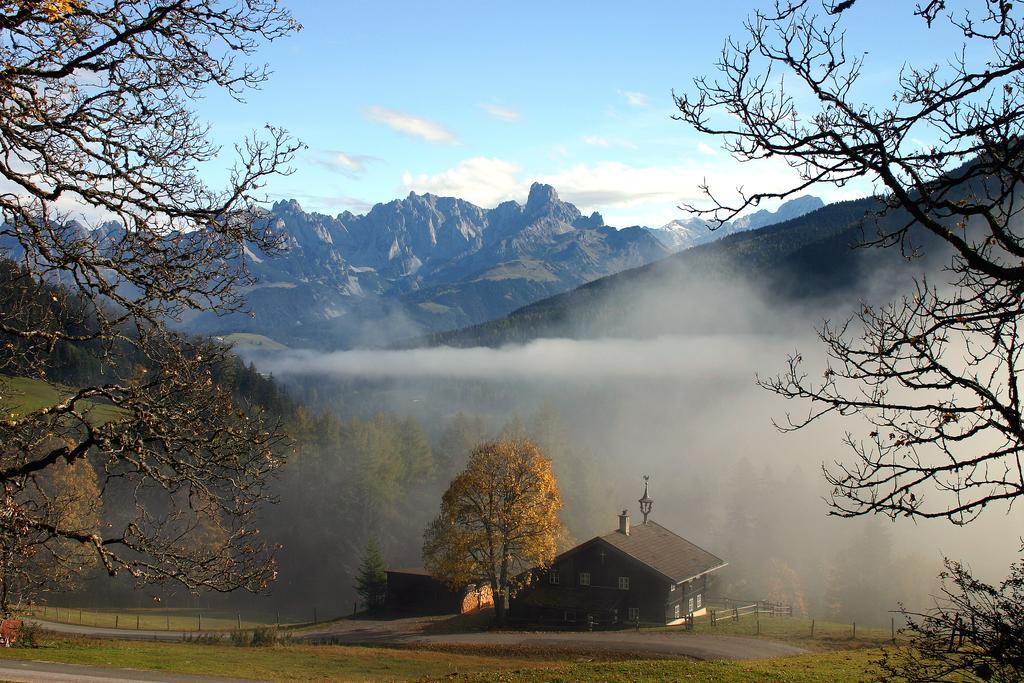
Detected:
[197,1,959,227]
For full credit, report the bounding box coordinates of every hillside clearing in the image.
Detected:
[0,375,122,424]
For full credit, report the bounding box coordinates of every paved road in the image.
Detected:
[29,615,808,661]
[0,659,259,682]
[24,618,199,642]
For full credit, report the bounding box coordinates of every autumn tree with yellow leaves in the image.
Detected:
[423,440,562,626]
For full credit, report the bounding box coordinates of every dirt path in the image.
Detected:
[301,617,808,660]
[29,615,808,661]
[409,630,807,660]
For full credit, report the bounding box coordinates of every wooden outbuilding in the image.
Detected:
[385,568,492,615]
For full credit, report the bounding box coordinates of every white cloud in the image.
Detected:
[268,192,375,215]
[581,135,638,150]
[479,103,521,122]
[397,156,856,226]
[538,162,683,209]
[312,150,379,176]
[619,90,649,107]
[401,158,526,207]
[697,142,718,156]
[363,106,460,145]
[0,175,116,226]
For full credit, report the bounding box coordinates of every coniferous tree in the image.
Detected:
[354,539,388,611]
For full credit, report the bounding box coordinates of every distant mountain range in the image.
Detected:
[0,183,824,350]
[183,184,821,348]
[416,195,951,349]
[643,195,824,251]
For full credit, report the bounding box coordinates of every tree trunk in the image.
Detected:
[494,586,508,627]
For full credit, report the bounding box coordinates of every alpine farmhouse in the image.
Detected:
[510,480,726,628]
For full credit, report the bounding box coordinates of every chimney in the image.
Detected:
[618,509,630,536]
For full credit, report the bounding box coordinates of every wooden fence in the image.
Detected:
[703,599,793,627]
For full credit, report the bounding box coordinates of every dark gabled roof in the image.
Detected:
[387,567,431,576]
[595,521,726,584]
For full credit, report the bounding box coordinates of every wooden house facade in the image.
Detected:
[510,503,725,629]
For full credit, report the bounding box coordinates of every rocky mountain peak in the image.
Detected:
[271,199,304,214]
[525,183,560,213]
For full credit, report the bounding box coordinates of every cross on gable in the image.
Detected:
[599,549,606,563]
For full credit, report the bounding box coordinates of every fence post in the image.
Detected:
[136,614,139,630]
[237,613,241,630]
[811,619,815,638]
[733,607,738,621]
[166,615,170,631]
[756,613,760,635]
[852,622,856,640]
[891,617,895,643]
[277,611,280,628]
[198,613,202,631]
[115,615,119,629]
[78,609,82,624]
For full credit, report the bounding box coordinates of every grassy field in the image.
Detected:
[0,635,884,682]
[23,605,276,632]
[0,375,121,424]
[682,614,897,651]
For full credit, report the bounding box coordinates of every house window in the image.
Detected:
[579,572,590,586]
[564,610,576,622]
[549,569,560,585]
[674,603,680,619]
[669,583,676,592]
[628,607,640,622]
[688,597,695,614]
[696,593,702,610]
[617,576,630,590]
[610,608,618,623]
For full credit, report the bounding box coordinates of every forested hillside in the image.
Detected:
[415,196,948,347]
[0,259,603,615]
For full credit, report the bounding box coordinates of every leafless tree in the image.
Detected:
[881,553,1024,682]
[675,0,1024,524]
[676,2,1024,676]
[0,1,301,610]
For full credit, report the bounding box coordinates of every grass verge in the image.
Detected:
[649,615,896,651]
[22,606,273,632]
[0,634,885,682]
